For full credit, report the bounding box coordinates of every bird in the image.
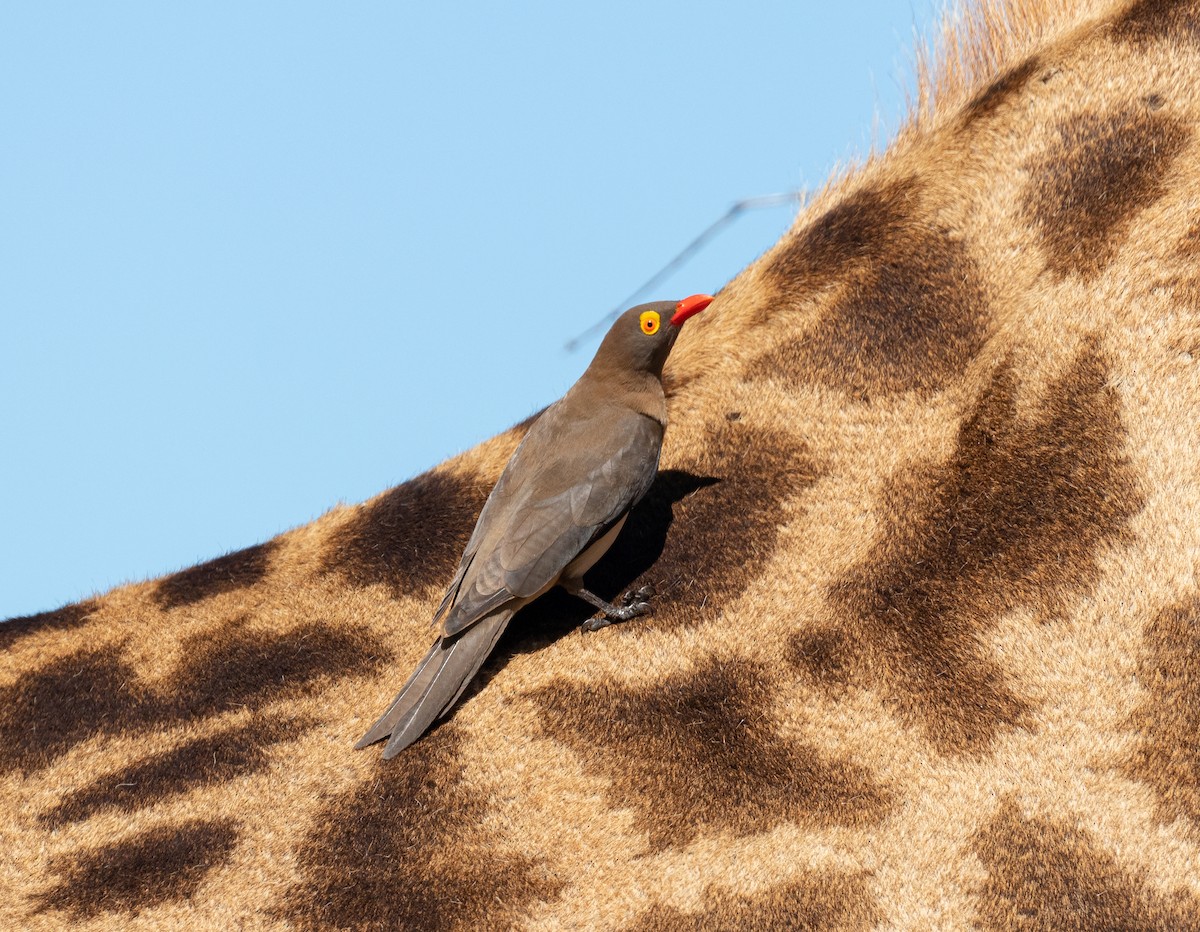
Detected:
[356,293,714,758]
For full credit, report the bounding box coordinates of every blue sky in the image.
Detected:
[2,2,941,619]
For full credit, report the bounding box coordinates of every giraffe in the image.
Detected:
[4,0,1200,927]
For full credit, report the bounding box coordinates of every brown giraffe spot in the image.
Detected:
[972,799,1200,929]
[278,728,561,930]
[40,715,307,827]
[0,619,386,775]
[1179,220,1200,260]
[1113,0,1200,47]
[0,598,98,648]
[962,55,1042,125]
[32,819,240,920]
[162,617,387,719]
[580,422,820,630]
[154,539,279,609]
[1023,108,1190,280]
[1125,595,1200,828]
[757,178,990,398]
[533,658,889,851]
[321,467,492,600]
[0,643,141,776]
[766,181,914,291]
[624,871,879,932]
[1171,224,1200,356]
[787,628,855,690]
[810,345,1143,755]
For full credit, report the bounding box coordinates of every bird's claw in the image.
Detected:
[619,584,655,607]
[581,585,655,633]
[616,584,654,620]
[624,598,654,618]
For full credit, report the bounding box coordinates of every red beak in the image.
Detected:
[671,293,714,326]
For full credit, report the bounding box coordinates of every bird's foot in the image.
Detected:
[580,585,654,632]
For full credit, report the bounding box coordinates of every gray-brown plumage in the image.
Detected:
[357,294,713,757]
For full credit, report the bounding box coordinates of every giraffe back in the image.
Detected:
[5,0,1200,927]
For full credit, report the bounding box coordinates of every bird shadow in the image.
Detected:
[442,469,721,718]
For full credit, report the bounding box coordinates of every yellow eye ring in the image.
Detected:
[639,310,660,335]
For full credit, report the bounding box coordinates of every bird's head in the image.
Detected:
[590,294,714,379]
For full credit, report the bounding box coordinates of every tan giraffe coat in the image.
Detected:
[5,0,1200,927]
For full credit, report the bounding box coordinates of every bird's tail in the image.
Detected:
[355,610,513,758]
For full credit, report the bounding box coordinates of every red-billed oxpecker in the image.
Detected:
[357,294,714,757]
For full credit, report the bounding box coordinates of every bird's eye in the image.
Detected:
[639,311,660,335]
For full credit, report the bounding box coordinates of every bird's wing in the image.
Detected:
[429,417,543,628]
[439,409,662,636]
